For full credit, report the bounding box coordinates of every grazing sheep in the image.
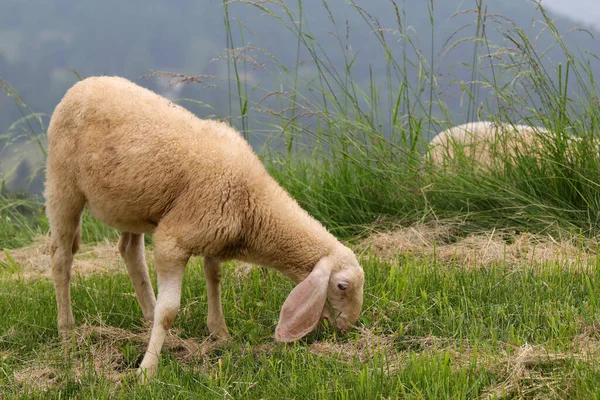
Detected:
[427,121,553,166]
[44,76,365,381]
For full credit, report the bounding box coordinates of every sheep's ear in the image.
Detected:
[275,257,332,342]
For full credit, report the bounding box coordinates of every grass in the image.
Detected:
[221,0,600,238]
[0,194,47,249]
[0,196,120,250]
[2,250,600,398]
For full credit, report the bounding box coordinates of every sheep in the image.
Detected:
[44,76,365,381]
[427,121,554,166]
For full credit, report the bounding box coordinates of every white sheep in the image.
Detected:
[44,76,365,381]
[427,121,553,166]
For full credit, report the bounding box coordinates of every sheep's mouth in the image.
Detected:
[320,304,350,332]
[321,316,350,332]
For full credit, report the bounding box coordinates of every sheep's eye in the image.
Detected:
[337,283,348,291]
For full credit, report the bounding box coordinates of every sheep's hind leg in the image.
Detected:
[204,256,230,341]
[137,232,190,382]
[119,232,156,323]
[46,189,85,338]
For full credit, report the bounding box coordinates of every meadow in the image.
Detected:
[3,0,600,398]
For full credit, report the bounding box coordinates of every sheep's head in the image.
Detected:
[274,245,365,342]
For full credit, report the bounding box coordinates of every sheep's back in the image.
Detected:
[427,122,550,165]
[47,76,259,234]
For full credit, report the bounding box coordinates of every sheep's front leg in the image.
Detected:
[204,256,230,341]
[137,235,189,382]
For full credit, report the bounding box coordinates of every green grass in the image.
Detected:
[1,253,600,398]
[231,0,600,238]
[0,196,120,250]
[0,194,47,249]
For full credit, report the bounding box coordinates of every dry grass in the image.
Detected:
[0,235,133,279]
[10,322,600,396]
[309,328,466,375]
[480,341,600,400]
[358,223,458,256]
[308,326,600,399]
[69,324,218,381]
[12,323,223,392]
[10,325,466,392]
[309,328,397,363]
[13,365,60,392]
[358,224,597,270]
[2,225,596,281]
[0,236,262,281]
[232,262,255,282]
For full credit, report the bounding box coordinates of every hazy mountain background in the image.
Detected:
[542,0,600,29]
[1,0,599,192]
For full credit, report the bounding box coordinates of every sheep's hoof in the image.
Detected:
[209,329,231,344]
[136,364,157,384]
[58,330,73,342]
[57,324,75,344]
[57,314,75,338]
